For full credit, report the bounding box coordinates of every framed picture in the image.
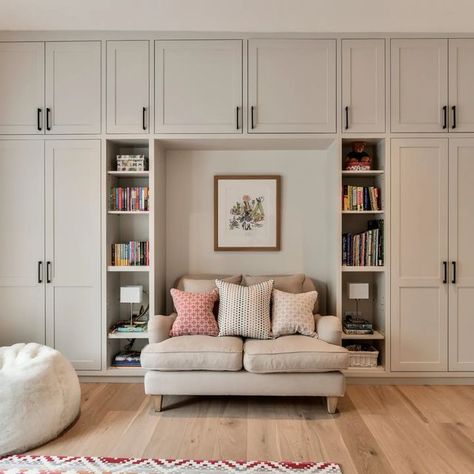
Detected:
[214,175,281,251]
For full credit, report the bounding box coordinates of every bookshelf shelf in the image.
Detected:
[107,266,150,272]
[107,210,150,215]
[342,170,384,177]
[341,210,384,214]
[342,330,385,340]
[108,331,149,339]
[108,171,149,177]
[341,266,385,272]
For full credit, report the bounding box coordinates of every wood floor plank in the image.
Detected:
[28,383,474,474]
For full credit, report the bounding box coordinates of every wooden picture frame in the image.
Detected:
[214,175,281,251]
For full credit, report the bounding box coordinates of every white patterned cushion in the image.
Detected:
[216,279,273,339]
[271,289,317,337]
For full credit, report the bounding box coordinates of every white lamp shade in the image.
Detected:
[348,283,369,300]
[120,285,143,304]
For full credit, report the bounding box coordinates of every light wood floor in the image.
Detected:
[30,383,474,474]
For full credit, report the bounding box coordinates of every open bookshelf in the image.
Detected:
[338,138,389,376]
[104,139,166,372]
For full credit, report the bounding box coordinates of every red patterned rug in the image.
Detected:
[0,455,342,473]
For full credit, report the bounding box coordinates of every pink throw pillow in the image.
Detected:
[169,288,219,337]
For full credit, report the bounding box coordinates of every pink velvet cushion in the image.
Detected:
[169,288,219,337]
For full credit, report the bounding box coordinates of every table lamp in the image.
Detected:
[348,283,369,317]
[120,285,143,328]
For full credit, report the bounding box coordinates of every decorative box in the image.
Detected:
[345,344,379,368]
[116,154,148,172]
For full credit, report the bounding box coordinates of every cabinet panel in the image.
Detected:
[155,40,242,133]
[248,39,336,133]
[0,42,44,134]
[0,140,45,345]
[107,40,150,133]
[449,139,474,371]
[45,140,101,370]
[391,139,448,371]
[449,39,474,133]
[391,39,448,132]
[342,39,385,132]
[45,42,101,134]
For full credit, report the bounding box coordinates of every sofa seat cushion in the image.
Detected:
[243,335,349,373]
[141,336,243,371]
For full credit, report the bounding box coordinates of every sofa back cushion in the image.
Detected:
[169,288,219,337]
[216,279,273,339]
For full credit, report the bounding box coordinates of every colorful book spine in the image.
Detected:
[342,219,384,266]
[111,241,150,266]
[109,187,149,211]
[342,186,381,211]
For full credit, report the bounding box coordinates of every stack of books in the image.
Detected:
[111,241,150,266]
[342,219,384,266]
[112,350,141,367]
[342,186,380,211]
[110,186,149,211]
[343,315,373,335]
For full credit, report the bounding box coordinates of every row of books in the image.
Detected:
[343,315,373,335]
[110,187,149,212]
[342,220,384,267]
[342,186,380,211]
[111,241,150,266]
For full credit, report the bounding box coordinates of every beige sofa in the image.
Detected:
[141,274,349,414]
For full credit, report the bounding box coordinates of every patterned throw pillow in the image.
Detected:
[216,279,273,339]
[271,289,318,337]
[169,288,219,337]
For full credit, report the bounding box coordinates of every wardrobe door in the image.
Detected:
[0,42,44,134]
[449,39,474,133]
[45,140,101,370]
[448,139,474,371]
[155,40,242,133]
[0,140,45,345]
[248,39,336,133]
[342,39,385,132]
[391,39,448,132]
[45,42,101,134]
[391,139,449,371]
[107,40,150,133]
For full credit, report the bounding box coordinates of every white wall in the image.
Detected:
[165,149,335,313]
[1,0,473,33]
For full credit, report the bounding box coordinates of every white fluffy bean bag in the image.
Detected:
[0,343,81,456]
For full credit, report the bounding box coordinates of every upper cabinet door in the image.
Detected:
[248,39,336,133]
[155,40,242,133]
[391,39,448,132]
[342,39,385,133]
[0,42,44,135]
[45,41,101,134]
[449,39,474,133]
[107,40,150,134]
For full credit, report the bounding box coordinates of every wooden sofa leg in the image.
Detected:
[326,396,338,414]
[152,395,163,413]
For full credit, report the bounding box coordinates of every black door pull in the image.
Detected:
[46,261,52,283]
[236,106,240,130]
[452,106,457,129]
[142,107,147,130]
[442,106,447,129]
[443,261,447,284]
[37,108,42,131]
[250,106,255,129]
[38,261,43,283]
[345,106,349,130]
[452,261,457,284]
[46,108,51,131]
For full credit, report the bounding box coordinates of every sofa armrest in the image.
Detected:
[147,313,177,344]
[315,315,342,346]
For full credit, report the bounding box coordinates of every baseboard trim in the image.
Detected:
[79,376,144,383]
[347,377,474,385]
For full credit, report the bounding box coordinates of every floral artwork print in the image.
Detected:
[229,194,265,231]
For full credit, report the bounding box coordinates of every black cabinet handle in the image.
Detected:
[46,108,51,131]
[345,106,349,130]
[452,261,457,284]
[37,108,42,131]
[38,261,43,283]
[236,106,240,130]
[142,107,147,130]
[442,106,447,129]
[250,106,255,129]
[452,106,457,129]
[46,261,52,283]
[443,261,448,284]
